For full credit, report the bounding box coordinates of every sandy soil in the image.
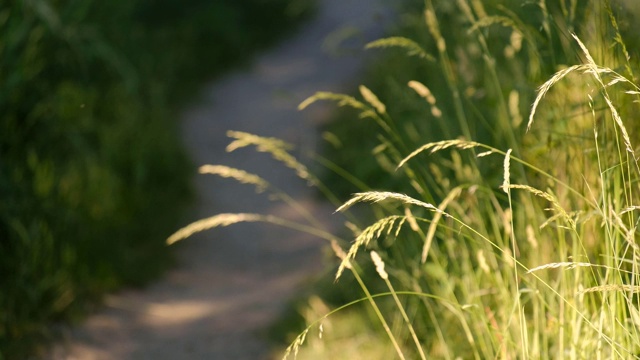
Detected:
[45,1,391,359]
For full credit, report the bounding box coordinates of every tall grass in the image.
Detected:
[168,0,640,358]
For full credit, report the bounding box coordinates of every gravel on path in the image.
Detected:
[46,1,391,359]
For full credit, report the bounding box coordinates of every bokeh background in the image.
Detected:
[0,0,314,357]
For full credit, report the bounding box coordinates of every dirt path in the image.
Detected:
[46,1,390,359]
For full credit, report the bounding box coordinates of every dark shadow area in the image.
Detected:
[0,1,314,358]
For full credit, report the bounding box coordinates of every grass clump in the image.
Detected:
[167,0,640,358]
[300,0,640,358]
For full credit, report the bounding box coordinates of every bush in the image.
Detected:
[0,0,312,357]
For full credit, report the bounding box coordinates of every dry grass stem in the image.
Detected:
[408,80,442,118]
[365,37,436,62]
[580,285,640,294]
[336,191,438,213]
[620,206,640,215]
[226,131,313,183]
[167,213,263,245]
[330,239,351,270]
[504,184,575,229]
[370,251,388,280]
[408,80,436,104]
[283,328,309,360]
[298,91,369,111]
[508,90,522,127]
[467,15,517,34]
[336,215,406,280]
[526,261,593,274]
[404,207,420,232]
[359,85,386,114]
[199,165,269,192]
[424,6,446,52]
[397,139,484,169]
[527,64,586,131]
[603,96,635,156]
[422,187,462,263]
[570,33,596,68]
[226,130,292,152]
[502,149,512,193]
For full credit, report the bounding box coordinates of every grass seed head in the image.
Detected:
[359,85,386,114]
[199,165,269,192]
[371,251,389,280]
[167,213,263,245]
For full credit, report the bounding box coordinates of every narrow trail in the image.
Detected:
[47,1,390,359]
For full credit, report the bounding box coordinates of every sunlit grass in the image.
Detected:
[169,0,640,358]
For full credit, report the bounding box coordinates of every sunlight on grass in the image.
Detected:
[278,297,401,360]
[168,0,640,358]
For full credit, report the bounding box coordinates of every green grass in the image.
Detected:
[297,0,640,358]
[166,0,640,358]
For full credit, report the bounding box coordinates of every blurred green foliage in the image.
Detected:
[0,0,313,357]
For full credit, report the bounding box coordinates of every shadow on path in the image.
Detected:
[47,1,391,358]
